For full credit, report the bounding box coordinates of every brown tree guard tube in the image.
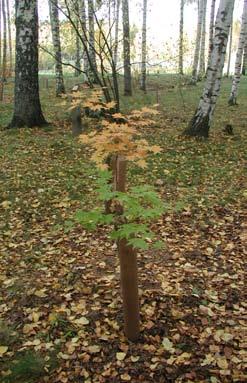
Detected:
[113,155,140,341]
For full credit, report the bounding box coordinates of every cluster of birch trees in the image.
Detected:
[1,0,247,137]
[0,0,12,101]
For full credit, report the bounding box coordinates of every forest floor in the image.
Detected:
[0,75,247,383]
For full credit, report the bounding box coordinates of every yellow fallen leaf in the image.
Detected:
[116,352,127,361]
[0,346,8,357]
[131,356,140,362]
[1,201,11,209]
[162,337,175,353]
[73,317,89,326]
[121,374,131,381]
[34,289,47,298]
[217,357,228,369]
[88,345,101,354]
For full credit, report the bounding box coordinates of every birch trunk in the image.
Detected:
[8,0,47,128]
[0,0,2,69]
[184,0,235,137]
[122,0,132,96]
[228,0,247,105]
[74,0,81,77]
[242,40,247,75]
[179,0,184,75]
[6,0,12,75]
[79,0,89,74]
[0,0,7,101]
[140,0,147,91]
[199,0,207,78]
[48,0,65,96]
[226,20,233,77]
[88,0,97,83]
[207,0,216,68]
[113,0,120,66]
[191,0,203,83]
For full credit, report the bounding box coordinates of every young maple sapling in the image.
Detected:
[67,92,164,341]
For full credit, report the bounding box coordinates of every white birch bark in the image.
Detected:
[48,0,65,95]
[113,0,120,66]
[74,0,81,77]
[140,0,147,91]
[191,0,203,83]
[79,0,89,74]
[179,0,184,75]
[207,0,216,68]
[228,0,247,105]
[184,0,235,137]
[0,0,2,76]
[0,0,7,101]
[88,0,97,82]
[242,39,247,75]
[122,0,132,95]
[6,0,12,75]
[199,0,207,77]
[226,18,233,76]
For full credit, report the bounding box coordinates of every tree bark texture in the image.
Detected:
[226,19,233,77]
[6,0,12,75]
[207,0,216,67]
[191,0,203,83]
[242,40,247,75]
[228,0,247,105]
[48,0,65,96]
[140,0,147,91]
[74,0,81,77]
[184,0,235,137]
[88,0,97,82]
[199,0,207,77]
[0,0,7,101]
[179,0,184,75]
[79,0,89,73]
[9,0,47,128]
[122,0,132,95]
[113,0,120,66]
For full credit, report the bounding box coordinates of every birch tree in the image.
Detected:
[242,40,247,75]
[79,0,89,73]
[199,0,207,78]
[113,0,120,66]
[226,20,233,76]
[8,0,47,128]
[228,0,247,105]
[208,0,216,66]
[191,0,203,83]
[0,0,7,101]
[122,0,132,95]
[48,0,65,96]
[183,0,235,137]
[179,0,184,75]
[74,0,81,76]
[0,0,2,69]
[140,0,147,91]
[6,0,12,75]
[88,0,97,82]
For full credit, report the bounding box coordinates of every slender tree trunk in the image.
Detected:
[0,0,7,101]
[199,0,207,78]
[226,21,233,77]
[6,0,12,75]
[74,0,81,77]
[228,0,247,105]
[207,0,216,67]
[8,0,47,128]
[179,0,184,75]
[242,40,247,75]
[0,0,2,70]
[48,0,65,96]
[88,0,97,82]
[113,0,120,66]
[122,0,132,95]
[140,0,147,91]
[191,0,203,83]
[184,0,235,137]
[79,0,89,75]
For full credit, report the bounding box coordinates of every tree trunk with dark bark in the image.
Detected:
[8,0,47,128]
[0,0,8,101]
